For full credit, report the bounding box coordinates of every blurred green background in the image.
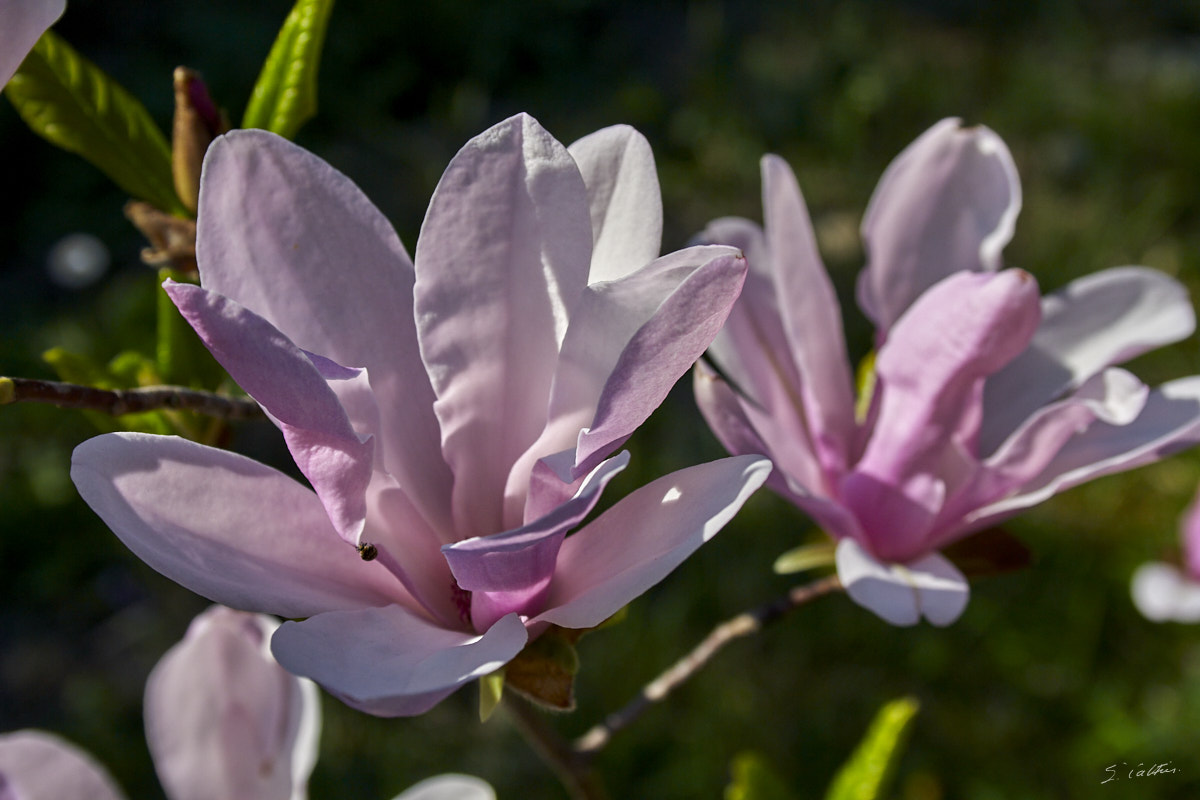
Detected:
[3,0,1200,798]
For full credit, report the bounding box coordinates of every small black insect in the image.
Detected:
[357,542,378,561]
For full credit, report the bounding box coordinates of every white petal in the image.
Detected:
[836,539,969,627]
[1131,562,1200,623]
[392,775,497,800]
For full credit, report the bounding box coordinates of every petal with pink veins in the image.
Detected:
[572,251,748,476]
[71,433,407,618]
[195,129,452,535]
[415,113,592,540]
[534,455,771,630]
[858,119,1021,334]
[846,270,1041,556]
[509,246,741,521]
[929,368,1149,550]
[762,155,857,477]
[165,281,374,543]
[836,539,969,627]
[446,452,629,630]
[144,607,319,800]
[982,267,1196,448]
[271,608,528,718]
[968,376,1200,530]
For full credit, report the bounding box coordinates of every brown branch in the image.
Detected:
[0,376,263,420]
[505,695,608,800]
[574,574,842,757]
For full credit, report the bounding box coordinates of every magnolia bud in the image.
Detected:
[171,67,229,213]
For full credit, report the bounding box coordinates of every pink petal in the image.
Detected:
[858,119,1021,334]
[835,539,969,627]
[570,249,747,476]
[271,608,528,718]
[968,377,1200,529]
[0,0,64,87]
[71,433,408,618]
[414,113,592,540]
[846,270,1042,559]
[982,267,1196,448]
[196,130,452,536]
[534,455,771,629]
[445,453,628,630]
[366,473,461,627]
[508,246,742,519]
[930,368,1149,550]
[693,361,829,500]
[1131,563,1200,623]
[1182,486,1200,580]
[166,281,373,544]
[761,155,857,477]
[697,219,828,488]
[0,731,125,800]
[699,218,803,412]
[144,607,319,800]
[393,775,496,800]
[568,125,662,283]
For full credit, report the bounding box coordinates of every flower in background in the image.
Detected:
[695,118,1200,626]
[0,606,495,799]
[0,0,64,87]
[73,113,770,715]
[0,605,318,800]
[1132,485,1200,622]
[143,606,320,800]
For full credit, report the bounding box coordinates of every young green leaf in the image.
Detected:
[479,671,505,722]
[773,540,837,575]
[725,752,794,800]
[5,31,186,215]
[825,696,919,800]
[241,0,335,139]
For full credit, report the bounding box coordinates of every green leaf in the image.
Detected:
[5,31,186,215]
[241,0,335,139]
[725,752,794,800]
[479,671,505,722]
[773,540,837,575]
[825,696,919,800]
[854,349,877,424]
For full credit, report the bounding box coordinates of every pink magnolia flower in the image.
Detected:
[0,0,64,87]
[695,118,1200,626]
[144,606,320,800]
[0,605,319,800]
[1131,485,1200,623]
[73,113,770,715]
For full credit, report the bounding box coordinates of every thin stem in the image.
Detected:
[505,695,608,800]
[0,376,263,420]
[574,573,842,756]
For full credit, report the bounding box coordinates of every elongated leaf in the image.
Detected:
[479,671,505,722]
[241,0,334,138]
[825,697,919,800]
[773,540,837,575]
[6,31,186,215]
[725,752,793,800]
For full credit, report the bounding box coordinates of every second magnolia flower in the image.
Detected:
[696,119,1200,626]
[72,114,771,716]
